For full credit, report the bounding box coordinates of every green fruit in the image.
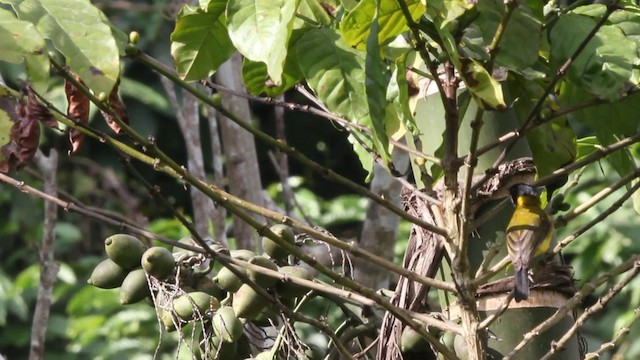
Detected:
[275,266,312,299]
[142,246,175,279]
[262,224,295,261]
[105,234,146,269]
[195,276,226,300]
[88,258,128,289]
[212,306,243,343]
[230,249,255,260]
[253,351,274,360]
[173,292,215,320]
[215,265,245,293]
[129,31,140,44]
[401,326,429,353]
[232,284,266,320]
[247,256,278,288]
[160,309,177,332]
[207,335,238,359]
[120,269,150,305]
[251,306,278,327]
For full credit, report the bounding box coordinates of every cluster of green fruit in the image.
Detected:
[87,225,313,358]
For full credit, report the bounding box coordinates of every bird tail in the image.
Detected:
[514,268,529,302]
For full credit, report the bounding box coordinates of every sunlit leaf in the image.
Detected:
[460,59,506,110]
[297,28,368,123]
[340,0,425,49]
[0,7,49,93]
[227,0,299,84]
[2,0,120,95]
[171,2,235,81]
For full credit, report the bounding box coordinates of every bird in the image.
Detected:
[505,183,554,302]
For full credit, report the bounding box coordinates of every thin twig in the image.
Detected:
[554,180,640,254]
[555,168,640,228]
[504,255,639,359]
[540,260,640,360]
[585,308,640,359]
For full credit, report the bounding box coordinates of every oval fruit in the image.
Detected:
[247,256,278,288]
[105,234,146,269]
[262,224,295,261]
[173,291,214,320]
[208,335,238,359]
[160,309,177,332]
[142,246,175,279]
[88,258,128,289]
[232,284,266,320]
[195,276,226,300]
[212,306,243,343]
[401,326,429,353]
[230,249,255,261]
[275,266,312,299]
[120,269,150,305]
[215,265,245,293]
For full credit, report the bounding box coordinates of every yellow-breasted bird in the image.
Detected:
[506,183,554,302]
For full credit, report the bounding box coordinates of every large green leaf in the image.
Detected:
[227,0,299,85]
[242,57,302,97]
[170,1,235,81]
[559,80,638,177]
[340,0,425,49]
[242,29,305,96]
[296,28,368,123]
[364,0,390,162]
[0,8,49,92]
[2,0,119,95]
[508,76,576,177]
[474,0,543,70]
[550,13,637,101]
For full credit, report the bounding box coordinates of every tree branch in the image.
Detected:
[29,149,60,360]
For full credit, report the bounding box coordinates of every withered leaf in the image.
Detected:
[100,78,129,134]
[13,98,41,169]
[25,85,57,129]
[65,76,90,154]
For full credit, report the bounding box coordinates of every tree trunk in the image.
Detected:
[216,53,264,250]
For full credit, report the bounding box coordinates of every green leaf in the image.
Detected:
[460,59,506,110]
[507,76,576,177]
[2,0,119,95]
[364,1,390,162]
[340,0,425,49]
[297,0,333,26]
[559,80,637,177]
[0,8,49,92]
[387,55,417,134]
[427,0,474,30]
[241,30,304,96]
[119,78,171,114]
[550,14,637,101]
[170,2,235,81]
[296,28,368,123]
[475,0,543,70]
[227,0,299,85]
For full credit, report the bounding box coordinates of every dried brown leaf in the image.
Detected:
[65,76,90,154]
[100,78,129,134]
[13,98,41,169]
[25,85,57,129]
